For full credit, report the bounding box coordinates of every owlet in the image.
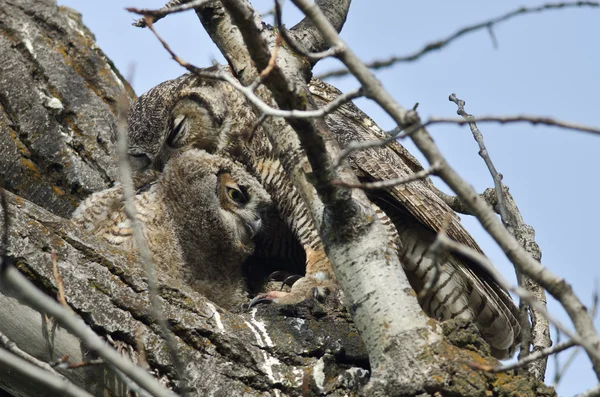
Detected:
[72,149,271,310]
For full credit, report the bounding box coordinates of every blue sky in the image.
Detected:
[57,1,600,394]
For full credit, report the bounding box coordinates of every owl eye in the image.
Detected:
[226,186,248,205]
[167,115,186,147]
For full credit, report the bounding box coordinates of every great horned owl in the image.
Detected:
[72,149,271,310]
[125,70,520,358]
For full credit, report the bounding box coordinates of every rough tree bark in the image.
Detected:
[0,1,556,396]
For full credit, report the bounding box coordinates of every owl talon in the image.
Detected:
[247,296,273,308]
[312,287,320,300]
[248,290,290,308]
[249,277,336,307]
[267,271,291,281]
[281,275,302,290]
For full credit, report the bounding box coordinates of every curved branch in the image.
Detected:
[289,0,351,56]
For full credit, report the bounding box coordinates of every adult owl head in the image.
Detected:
[126,69,255,173]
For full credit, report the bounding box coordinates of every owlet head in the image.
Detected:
[127,69,255,173]
[161,149,271,257]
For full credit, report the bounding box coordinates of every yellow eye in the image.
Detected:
[227,186,248,205]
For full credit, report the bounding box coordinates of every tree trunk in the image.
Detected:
[0,1,555,396]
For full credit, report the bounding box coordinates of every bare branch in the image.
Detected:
[0,265,178,397]
[434,187,497,215]
[274,0,340,61]
[290,0,600,379]
[489,340,576,373]
[0,347,94,397]
[332,162,440,190]
[335,135,396,168]
[422,114,600,137]
[130,0,209,27]
[0,331,65,378]
[140,18,363,120]
[317,1,600,79]
[115,96,188,390]
[448,94,508,223]
[289,0,351,55]
[554,287,599,386]
[449,93,551,380]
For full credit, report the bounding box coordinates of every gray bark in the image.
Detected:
[0,190,369,396]
[0,1,556,396]
[0,0,127,218]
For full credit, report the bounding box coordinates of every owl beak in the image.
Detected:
[246,218,262,239]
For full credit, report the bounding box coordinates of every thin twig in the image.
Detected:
[336,111,600,172]
[449,93,551,380]
[54,359,104,370]
[316,1,600,79]
[448,94,508,223]
[51,250,70,310]
[115,95,188,390]
[434,187,497,215]
[0,347,94,397]
[142,17,363,119]
[0,331,64,378]
[488,339,576,373]
[261,6,275,18]
[0,225,178,397]
[335,135,396,168]
[130,0,209,27]
[554,286,599,386]
[259,33,282,80]
[274,0,339,61]
[332,163,440,190]
[422,114,600,137]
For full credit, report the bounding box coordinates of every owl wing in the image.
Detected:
[309,78,520,358]
[309,78,480,251]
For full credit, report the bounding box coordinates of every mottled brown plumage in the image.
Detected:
[124,70,520,358]
[72,149,271,310]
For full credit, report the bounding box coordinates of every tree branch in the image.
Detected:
[449,93,551,381]
[290,0,600,381]
[0,347,94,397]
[422,114,600,137]
[115,97,188,390]
[131,0,209,27]
[191,1,444,393]
[331,162,440,190]
[289,0,352,56]
[0,262,178,397]
[317,1,600,79]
